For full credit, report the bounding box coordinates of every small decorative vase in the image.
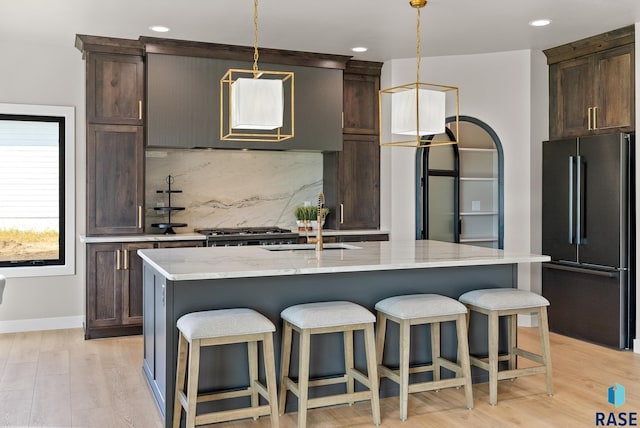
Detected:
[296,220,312,232]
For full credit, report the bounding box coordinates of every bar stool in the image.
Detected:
[173,309,279,428]
[375,294,473,421]
[459,288,553,406]
[279,301,380,428]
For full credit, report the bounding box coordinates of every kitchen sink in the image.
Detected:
[260,243,362,251]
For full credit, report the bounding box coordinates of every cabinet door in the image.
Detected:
[87,125,144,235]
[594,45,634,132]
[337,137,380,229]
[343,73,379,135]
[549,56,593,139]
[86,53,144,125]
[122,242,154,325]
[86,243,122,329]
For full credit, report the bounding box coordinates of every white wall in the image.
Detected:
[380,50,540,298]
[0,41,86,331]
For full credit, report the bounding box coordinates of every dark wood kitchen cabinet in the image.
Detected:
[86,52,144,125]
[85,242,153,339]
[545,26,635,139]
[77,36,147,236]
[86,125,144,235]
[343,71,379,135]
[324,60,382,230]
[85,240,204,339]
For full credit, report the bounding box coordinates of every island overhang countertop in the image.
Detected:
[137,240,550,281]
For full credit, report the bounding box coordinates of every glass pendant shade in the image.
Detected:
[231,78,284,130]
[391,88,445,136]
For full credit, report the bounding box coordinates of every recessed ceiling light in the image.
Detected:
[528,19,551,27]
[351,47,368,53]
[149,25,171,33]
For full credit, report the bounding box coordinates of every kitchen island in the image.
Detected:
[139,240,549,426]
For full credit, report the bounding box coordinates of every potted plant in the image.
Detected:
[294,206,329,231]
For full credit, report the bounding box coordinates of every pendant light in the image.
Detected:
[379,0,459,147]
[220,0,294,142]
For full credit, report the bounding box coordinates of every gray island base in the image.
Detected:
[138,240,549,427]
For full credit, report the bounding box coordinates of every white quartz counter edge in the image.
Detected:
[137,240,550,282]
[80,233,206,243]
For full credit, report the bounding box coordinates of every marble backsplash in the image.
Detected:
[145,149,323,232]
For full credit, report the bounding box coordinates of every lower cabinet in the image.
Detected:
[85,239,204,339]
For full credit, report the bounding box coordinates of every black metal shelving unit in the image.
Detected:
[152,175,187,234]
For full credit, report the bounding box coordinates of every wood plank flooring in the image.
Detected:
[0,327,638,427]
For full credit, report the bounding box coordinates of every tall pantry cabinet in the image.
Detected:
[77,35,148,338]
[324,60,383,230]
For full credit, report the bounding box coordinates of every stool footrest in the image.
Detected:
[408,377,468,394]
[196,385,259,403]
[195,404,273,425]
[307,391,373,409]
[513,348,544,364]
[497,365,548,381]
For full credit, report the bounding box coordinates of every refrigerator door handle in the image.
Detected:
[543,262,619,278]
[576,155,583,245]
[568,156,575,244]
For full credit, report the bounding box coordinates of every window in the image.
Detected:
[0,103,75,277]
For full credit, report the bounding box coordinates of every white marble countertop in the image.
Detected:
[304,229,389,236]
[138,240,550,281]
[80,233,206,243]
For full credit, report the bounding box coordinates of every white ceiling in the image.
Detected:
[3,0,640,62]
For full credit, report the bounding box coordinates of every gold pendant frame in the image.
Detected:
[379,81,459,148]
[220,68,295,142]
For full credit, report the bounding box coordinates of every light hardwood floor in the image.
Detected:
[0,327,638,427]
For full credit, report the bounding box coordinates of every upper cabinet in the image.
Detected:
[146,53,344,151]
[343,70,379,135]
[545,25,635,140]
[86,53,144,125]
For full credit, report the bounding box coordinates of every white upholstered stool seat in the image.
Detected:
[173,309,279,428]
[459,288,553,406]
[375,294,473,420]
[279,301,380,428]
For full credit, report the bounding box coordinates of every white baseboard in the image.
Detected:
[0,315,83,334]
[517,314,538,327]
[634,339,640,354]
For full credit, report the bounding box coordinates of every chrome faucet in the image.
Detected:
[306,192,325,251]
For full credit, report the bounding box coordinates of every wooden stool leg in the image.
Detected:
[185,338,201,428]
[456,313,474,409]
[248,340,259,417]
[173,332,188,428]
[376,312,387,368]
[297,329,311,428]
[508,314,517,371]
[344,330,355,404]
[431,322,441,382]
[538,307,554,396]
[364,324,381,426]
[278,321,293,415]
[263,332,280,428]
[399,319,410,421]
[488,312,499,406]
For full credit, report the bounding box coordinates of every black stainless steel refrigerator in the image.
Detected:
[542,133,635,349]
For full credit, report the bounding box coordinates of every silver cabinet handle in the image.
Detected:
[138,100,142,121]
[123,250,129,270]
[587,107,593,130]
[340,203,344,224]
[115,250,121,270]
[138,206,143,229]
[593,106,598,129]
